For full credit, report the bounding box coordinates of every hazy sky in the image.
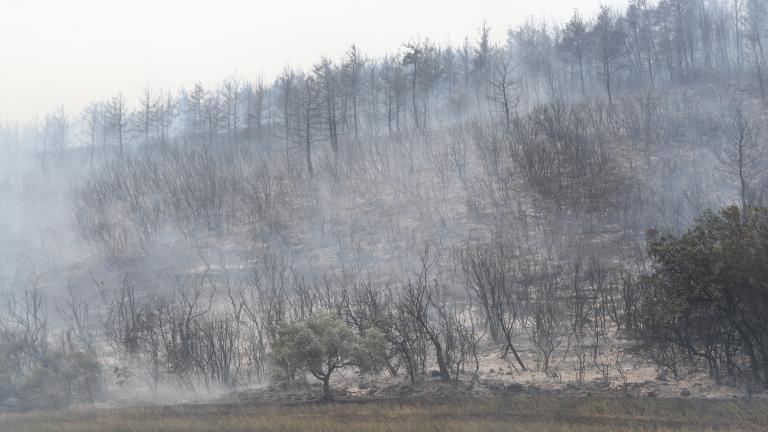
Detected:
[1,0,622,122]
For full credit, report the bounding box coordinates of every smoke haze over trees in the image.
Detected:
[1,0,768,408]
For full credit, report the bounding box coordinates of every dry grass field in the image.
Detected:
[2,395,767,432]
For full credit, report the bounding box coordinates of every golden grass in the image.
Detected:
[1,395,767,432]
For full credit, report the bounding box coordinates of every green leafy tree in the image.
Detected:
[641,206,768,386]
[270,312,386,399]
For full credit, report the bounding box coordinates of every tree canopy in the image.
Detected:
[641,206,768,388]
[270,312,386,399]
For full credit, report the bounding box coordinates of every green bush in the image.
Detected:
[17,352,103,410]
[641,206,768,386]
